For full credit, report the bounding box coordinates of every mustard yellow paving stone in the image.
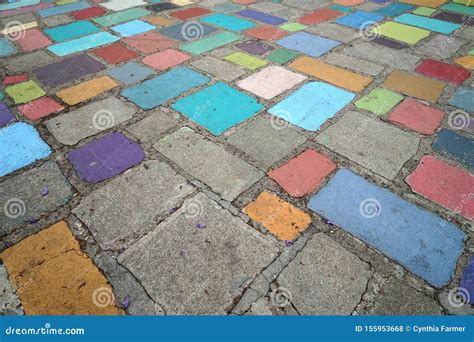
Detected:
[56,76,119,105]
[400,0,447,8]
[383,70,445,102]
[455,55,474,70]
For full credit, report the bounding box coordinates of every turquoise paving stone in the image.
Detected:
[107,62,155,85]
[111,20,155,37]
[172,82,264,135]
[441,3,474,16]
[0,0,39,11]
[276,32,340,58]
[121,67,209,110]
[38,2,90,17]
[329,5,354,12]
[200,13,256,31]
[268,82,354,131]
[0,122,51,177]
[395,14,460,34]
[181,31,241,55]
[308,169,466,287]
[373,3,413,17]
[47,32,119,57]
[44,21,100,42]
[335,11,384,29]
[0,37,17,57]
[448,87,474,113]
[432,129,473,169]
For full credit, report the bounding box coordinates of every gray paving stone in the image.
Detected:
[0,265,23,315]
[154,127,263,202]
[0,13,36,26]
[41,14,73,27]
[126,110,179,142]
[118,192,278,314]
[276,233,372,314]
[316,111,420,180]
[226,116,306,167]
[458,26,474,41]
[245,296,298,315]
[0,162,73,237]
[274,7,305,20]
[418,34,466,59]
[249,2,287,13]
[4,50,54,73]
[45,97,137,146]
[73,160,194,247]
[282,0,330,10]
[306,23,358,44]
[324,52,384,76]
[190,56,245,82]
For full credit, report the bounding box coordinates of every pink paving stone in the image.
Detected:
[18,97,64,121]
[123,32,177,54]
[3,74,28,85]
[415,59,471,85]
[388,98,444,135]
[406,155,474,220]
[142,49,191,71]
[269,149,337,198]
[299,8,342,25]
[15,29,52,52]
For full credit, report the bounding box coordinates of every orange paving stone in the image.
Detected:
[289,56,373,92]
[299,8,342,25]
[455,56,474,70]
[244,191,312,241]
[56,76,119,105]
[400,0,447,8]
[143,15,177,26]
[245,25,287,41]
[383,70,445,102]
[1,222,123,315]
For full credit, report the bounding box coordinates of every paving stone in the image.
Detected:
[299,8,342,24]
[371,36,410,49]
[224,52,268,70]
[376,22,430,44]
[190,56,245,82]
[160,21,217,42]
[266,49,299,64]
[73,160,194,246]
[142,49,191,71]
[5,80,45,104]
[39,2,91,17]
[226,116,306,167]
[200,13,256,31]
[0,265,23,315]
[155,127,263,201]
[418,34,465,59]
[455,56,474,70]
[324,52,384,76]
[126,110,179,142]
[45,97,137,146]
[236,9,287,25]
[249,2,287,12]
[146,2,179,12]
[308,168,466,287]
[212,2,244,12]
[235,39,275,55]
[44,20,100,42]
[237,65,306,100]
[244,191,311,240]
[48,32,119,57]
[279,22,307,32]
[18,97,64,121]
[461,257,474,305]
[388,98,444,135]
[71,6,107,20]
[101,0,147,11]
[123,31,177,54]
[118,192,277,314]
[112,19,155,37]
[277,232,371,314]
[5,50,53,73]
[407,155,473,219]
[3,75,28,86]
[416,59,471,85]
[15,29,52,52]
[92,42,139,65]
[276,31,340,58]
[169,7,212,20]
[401,0,447,7]
[355,88,404,115]
[335,10,384,29]
[0,102,16,128]
[316,111,419,180]
[56,76,119,106]
[41,14,74,28]
[269,81,354,131]
[383,70,445,102]
[395,13,460,34]
[181,31,241,55]
[306,22,358,43]
[107,62,155,85]
[93,8,151,27]
[432,129,473,169]
[448,87,474,113]
[283,0,331,10]
[143,14,177,26]
[0,161,72,236]
[172,82,263,135]
[373,2,413,16]
[245,25,288,41]
[1,221,123,315]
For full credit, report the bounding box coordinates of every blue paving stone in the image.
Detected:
[460,256,474,305]
[107,62,155,85]
[0,0,39,11]
[160,22,217,42]
[308,169,466,287]
[432,129,473,169]
[172,82,264,135]
[38,1,90,17]
[335,11,384,29]
[448,87,474,113]
[47,32,119,57]
[395,14,460,34]
[44,20,100,43]
[276,32,340,58]
[268,82,354,131]
[200,13,256,31]
[373,3,413,17]
[121,67,209,110]
[236,9,287,25]
[0,122,51,177]
[0,37,18,57]
[111,20,155,37]
[0,102,16,128]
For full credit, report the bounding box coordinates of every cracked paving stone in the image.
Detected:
[0,265,23,315]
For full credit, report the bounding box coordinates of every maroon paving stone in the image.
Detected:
[372,36,408,50]
[67,132,145,183]
[71,6,107,20]
[415,59,471,85]
[235,39,275,55]
[433,12,474,25]
[33,53,105,89]
[0,102,16,128]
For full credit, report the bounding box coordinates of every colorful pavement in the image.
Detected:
[0,0,473,316]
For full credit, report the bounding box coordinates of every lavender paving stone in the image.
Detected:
[44,20,100,42]
[67,132,145,183]
[448,87,474,113]
[0,37,17,57]
[38,2,90,17]
[235,40,275,55]
[372,36,408,49]
[107,62,155,85]
[432,129,473,169]
[335,11,384,29]
[160,22,217,42]
[200,13,256,31]
[308,169,466,287]
[373,3,413,17]
[0,102,16,128]
[112,20,155,37]
[33,54,105,89]
[236,9,287,25]
[276,32,340,58]
[461,257,474,304]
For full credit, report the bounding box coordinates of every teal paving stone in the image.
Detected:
[268,82,354,131]
[200,13,256,31]
[395,13,460,34]
[276,32,340,58]
[44,20,100,42]
[121,67,209,110]
[441,3,474,16]
[107,62,155,85]
[0,37,18,57]
[181,31,241,55]
[308,169,466,288]
[335,11,384,29]
[0,122,51,177]
[111,20,155,37]
[93,8,152,27]
[373,3,413,17]
[212,2,243,12]
[47,32,119,57]
[432,129,473,169]
[160,22,217,42]
[38,2,90,17]
[329,5,354,12]
[448,87,474,113]
[172,82,264,135]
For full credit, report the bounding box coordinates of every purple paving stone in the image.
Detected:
[460,256,474,304]
[33,53,105,88]
[0,102,16,128]
[372,36,408,49]
[433,12,474,25]
[235,40,275,55]
[237,9,286,25]
[67,132,145,183]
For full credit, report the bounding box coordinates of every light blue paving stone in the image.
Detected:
[107,62,155,85]
[373,3,413,17]
[47,32,119,57]
[44,21,100,43]
[199,13,256,31]
[0,0,39,11]
[0,37,17,57]
[121,67,209,110]
[38,2,90,17]
[211,2,243,13]
[395,14,460,34]
[160,22,217,42]
[172,82,264,135]
[0,122,51,177]
[335,11,384,29]
[276,32,340,58]
[308,169,466,288]
[432,129,474,169]
[448,87,474,113]
[268,82,354,131]
[111,20,155,37]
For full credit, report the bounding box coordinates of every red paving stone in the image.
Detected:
[415,59,471,85]
[299,8,342,25]
[269,149,337,198]
[406,155,474,220]
[142,49,191,71]
[245,25,287,41]
[388,98,445,135]
[91,42,139,64]
[123,31,177,54]
[70,6,106,19]
[3,74,28,85]
[15,29,52,52]
[18,97,64,121]
[169,7,212,20]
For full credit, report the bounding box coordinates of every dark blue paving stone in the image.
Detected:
[235,39,275,55]
[146,3,179,12]
[160,22,217,42]
[236,9,287,25]
[0,102,16,128]
[432,129,473,169]
[372,36,409,49]
[460,256,474,305]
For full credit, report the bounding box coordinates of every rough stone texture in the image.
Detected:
[324,52,385,76]
[306,22,358,43]
[126,110,179,142]
[5,50,54,73]
[190,56,246,82]
[0,265,23,315]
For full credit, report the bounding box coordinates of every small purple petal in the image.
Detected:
[179,250,186,257]
[195,223,206,229]
[122,297,130,308]
[327,220,334,225]
[284,240,294,247]
[40,187,49,196]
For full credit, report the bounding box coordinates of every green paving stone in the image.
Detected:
[442,3,474,16]
[469,49,474,55]
[412,7,436,16]
[355,88,404,116]
[267,49,299,64]
[181,31,241,55]
[5,81,46,104]
[224,52,267,70]
[375,21,430,45]
[93,8,151,27]
[280,22,306,32]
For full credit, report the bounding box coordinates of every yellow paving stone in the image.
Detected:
[289,56,373,92]
[143,15,177,26]
[383,70,445,102]
[400,0,447,8]
[455,55,474,70]
[244,191,312,241]
[56,76,119,105]
[1,221,123,315]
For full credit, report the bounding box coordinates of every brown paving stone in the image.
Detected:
[143,15,177,27]
[91,42,139,64]
[383,70,445,102]
[169,7,212,20]
[56,76,119,105]
[299,8,342,25]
